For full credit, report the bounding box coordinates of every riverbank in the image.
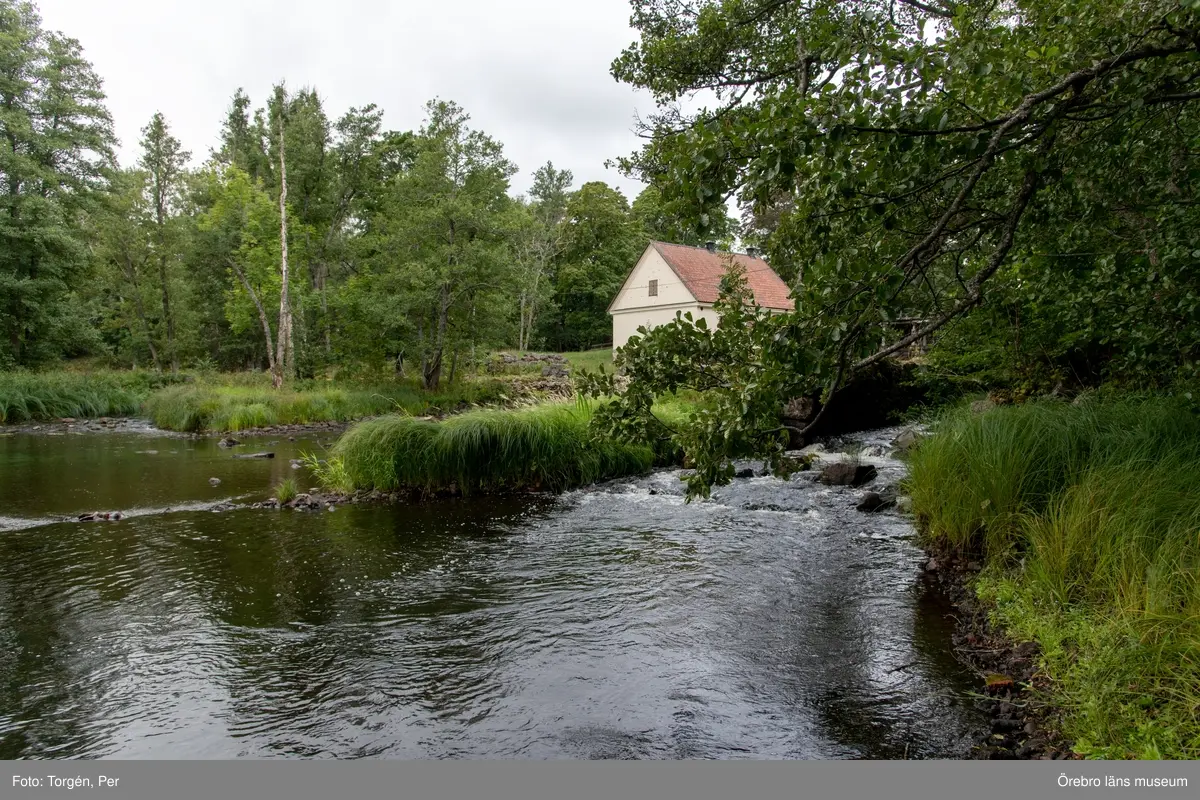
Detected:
[0,367,570,433]
[906,394,1200,760]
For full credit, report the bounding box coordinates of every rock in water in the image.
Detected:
[232,452,275,459]
[209,477,221,487]
[218,437,241,448]
[734,467,755,479]
[818,462,878,487]
[891,428,922,454]
[856,490,897,513]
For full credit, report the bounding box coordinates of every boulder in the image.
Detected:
[209,477,222,487]
[855,489,897,513]
[819,462,878,487]
[891,428,922,454]
[218,437,241,448]
[733,467,755,479]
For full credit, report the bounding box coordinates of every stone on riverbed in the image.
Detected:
[890,428,923,455]
[218,437,241,448]
[818,462,878,487]
[209,477,221,487]
[855,489,898,513]
[232,452,274,459]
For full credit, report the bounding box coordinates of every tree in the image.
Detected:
[138,112,190,372]
[90,167,160,369]
[586,0,1200,496]
[0,0,114,367]
[541,182,644,351]
[195,166,285,375]
[360,99,518,389]
[631,184,736,248]
[514,161,572,351]
[271,83,293,388]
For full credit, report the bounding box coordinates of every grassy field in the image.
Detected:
[1,352,612,431]
[561,349,614,374]
[0,360,570,432]
[906,395,1200,758]
[142,379,512,433]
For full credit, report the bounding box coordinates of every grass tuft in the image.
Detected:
[273,476,299,504]
[327,402,667,494]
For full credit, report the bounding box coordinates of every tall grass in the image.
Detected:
[143,379,513,433]
[906,395,1200,558]
[272,476,299,504]
[0,370,187,423]
[908,394,1200,758]
[324,402,664,494]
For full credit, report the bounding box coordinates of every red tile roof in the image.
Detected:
[651,241,795,310]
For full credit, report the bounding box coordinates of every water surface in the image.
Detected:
[0,425,985,758]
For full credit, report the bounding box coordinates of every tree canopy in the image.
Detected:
[583,0,1200,496]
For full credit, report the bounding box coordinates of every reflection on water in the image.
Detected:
[0,426,985,758]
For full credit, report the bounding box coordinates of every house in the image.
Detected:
[607,240,795,350]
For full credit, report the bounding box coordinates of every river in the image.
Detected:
[0,423,986,759]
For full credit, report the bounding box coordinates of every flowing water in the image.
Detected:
[0,423,986,759]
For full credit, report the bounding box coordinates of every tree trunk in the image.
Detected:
[518,292,527,352]
[158,254,177,373]
[423,285,451,390]
[229,259,277,375]
[274,97,292,390]
[124,255,161,372]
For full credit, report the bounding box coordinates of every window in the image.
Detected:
[648,279,658,297]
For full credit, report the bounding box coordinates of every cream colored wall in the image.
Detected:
[612,304,720,350]
[608,246,696,312]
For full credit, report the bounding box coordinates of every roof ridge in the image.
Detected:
[651,239,767,259]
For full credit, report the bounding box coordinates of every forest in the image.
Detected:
[0,0,740,390]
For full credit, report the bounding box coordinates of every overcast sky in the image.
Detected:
[35,0,663,202]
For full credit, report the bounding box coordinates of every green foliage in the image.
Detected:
[561,349,614,375]
[598,0,1200,496]
[539,182,646,351]
[301,452,354,495]
[579,265,809,497]
[349,100,520,390]
[327,402,669,494]
[0,0,115,366]
[977,576,1200,760]
[630,184,736,248]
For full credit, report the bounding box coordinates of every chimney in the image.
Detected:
[704,241,716,253]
